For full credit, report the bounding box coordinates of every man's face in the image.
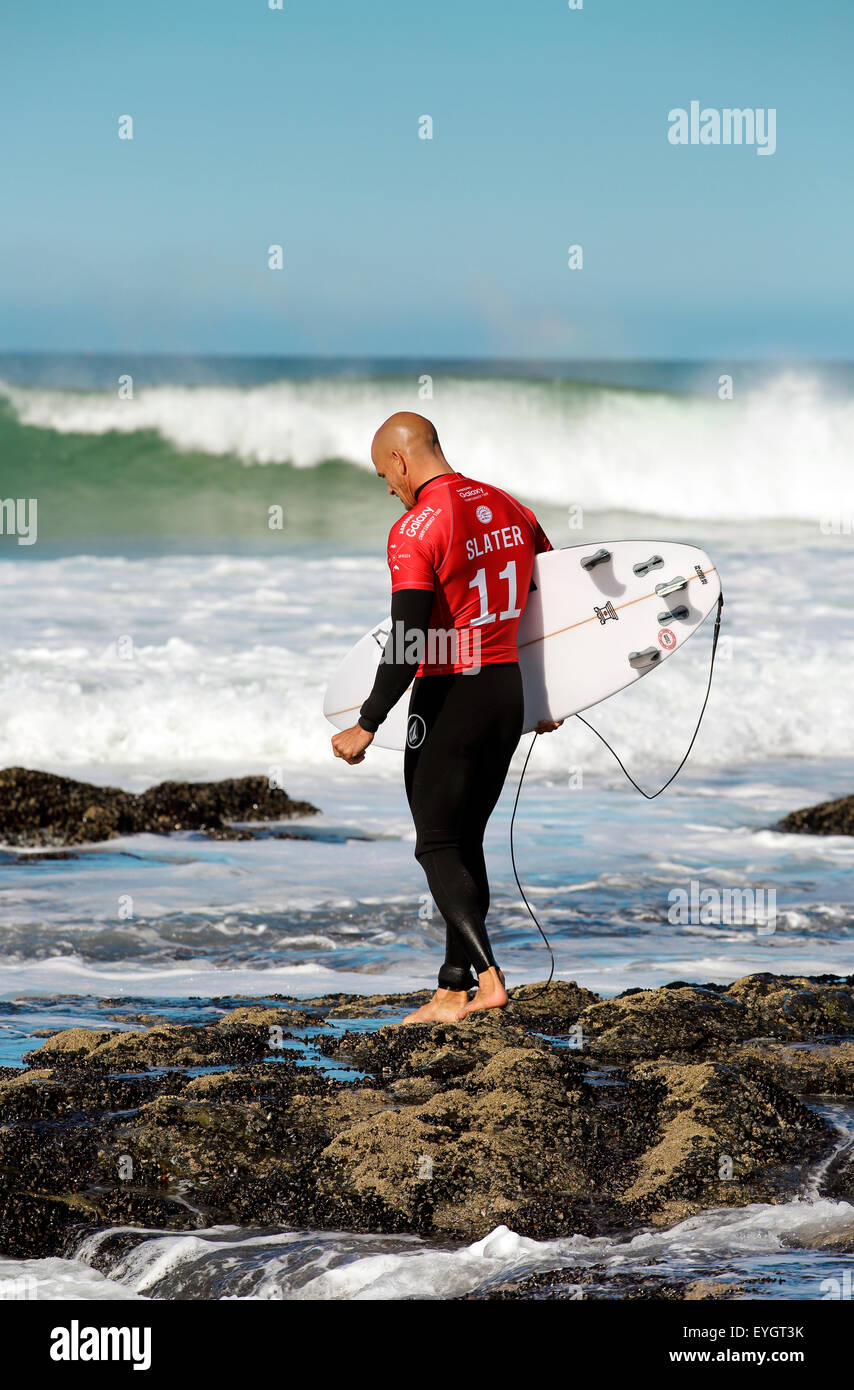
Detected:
[373,449,415,510]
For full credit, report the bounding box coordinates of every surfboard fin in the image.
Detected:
[657,604,689,622]
[655,576,688,597]
[580,547,612,571]
[633,555,664,576]
[628,647,661,669]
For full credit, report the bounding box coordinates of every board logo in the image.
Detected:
[658,627,677,649]
[594,601,618,625]
[407,714,427,748]
[694,564,708,584]
[475,505,492,524]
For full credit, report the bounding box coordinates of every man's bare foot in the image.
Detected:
[457,966,508,1019]
[400,988,468,1024]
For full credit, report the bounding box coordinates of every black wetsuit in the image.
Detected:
[358,594,524,991]
[357,473,548,991]
[403,662,523,989]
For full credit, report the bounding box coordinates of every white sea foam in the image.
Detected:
[1,545,851,773]
[289,1202,854,1300]
[0,956,426,1000]
[0,1256,145,1301]
[2,371,852,520]
[45,1197,854,1301]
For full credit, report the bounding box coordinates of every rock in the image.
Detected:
[214,1006,312,1030]
[731,1041,854,1094]
[808,1223,854,1251]
[816,1146,854,1206]
[472,1268,731,1300]
[316,1013,548,1081]
[778,794,854,837]
[0,974,848,1259]
[579,985,749,1060]
[0,767,319,847]
[34,1029,116,1058]
[25,1021,275,1070]
[0,769,138,848]
[316,1044,590,1238]
[620,1060,829,1222]
[576,975,854,1062]
[325,992,432,1019]
[135,778,317,837]
[506,980,599,1031]
[684,1279,740,1300]
[724,974,854,1039]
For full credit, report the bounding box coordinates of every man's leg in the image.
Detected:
[402,664,523,1022]
[401,675,473,1019]
[462,835,490,917]
[436,839,489,992]
[439,927,478,993]
[453,688,521,1015]
[454,837,507,990]
[418,843,497,978]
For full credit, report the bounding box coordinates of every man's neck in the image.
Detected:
[414,469,456,502]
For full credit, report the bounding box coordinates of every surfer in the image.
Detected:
[331,413,561,1023]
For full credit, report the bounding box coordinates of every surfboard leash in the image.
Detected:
[575,589,725,799]
[510,590,724,996]
[509,730,556,996]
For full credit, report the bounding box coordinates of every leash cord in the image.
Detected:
[509,592,724,994]
[509,730,555,994]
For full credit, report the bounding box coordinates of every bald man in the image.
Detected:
[331,413,561,1023]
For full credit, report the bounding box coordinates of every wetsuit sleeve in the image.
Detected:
[357,588,435,733]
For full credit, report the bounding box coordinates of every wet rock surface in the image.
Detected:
[778,793,854,837]
[0,767,319,847]
[469,1269,746,1300]
[0,973,851,1260]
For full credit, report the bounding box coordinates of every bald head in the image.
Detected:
[372,411,439,458]
[371,412,453,510]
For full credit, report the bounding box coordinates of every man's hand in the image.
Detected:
[331,724,374,764]
[534,718,564,734]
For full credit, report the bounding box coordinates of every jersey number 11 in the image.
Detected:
[468,562,521,626]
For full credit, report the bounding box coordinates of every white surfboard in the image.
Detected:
[324,541,721,751]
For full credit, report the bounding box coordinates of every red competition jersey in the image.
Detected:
[387,473,553,676]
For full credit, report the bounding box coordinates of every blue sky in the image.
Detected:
[1,0,851,358]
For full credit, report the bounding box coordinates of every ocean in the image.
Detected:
[1,353,853,1299]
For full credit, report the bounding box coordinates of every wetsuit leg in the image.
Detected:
[438,835,490,988]
[403,663,524,990]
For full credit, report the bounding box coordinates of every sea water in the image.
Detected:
[0,354,852,1298]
